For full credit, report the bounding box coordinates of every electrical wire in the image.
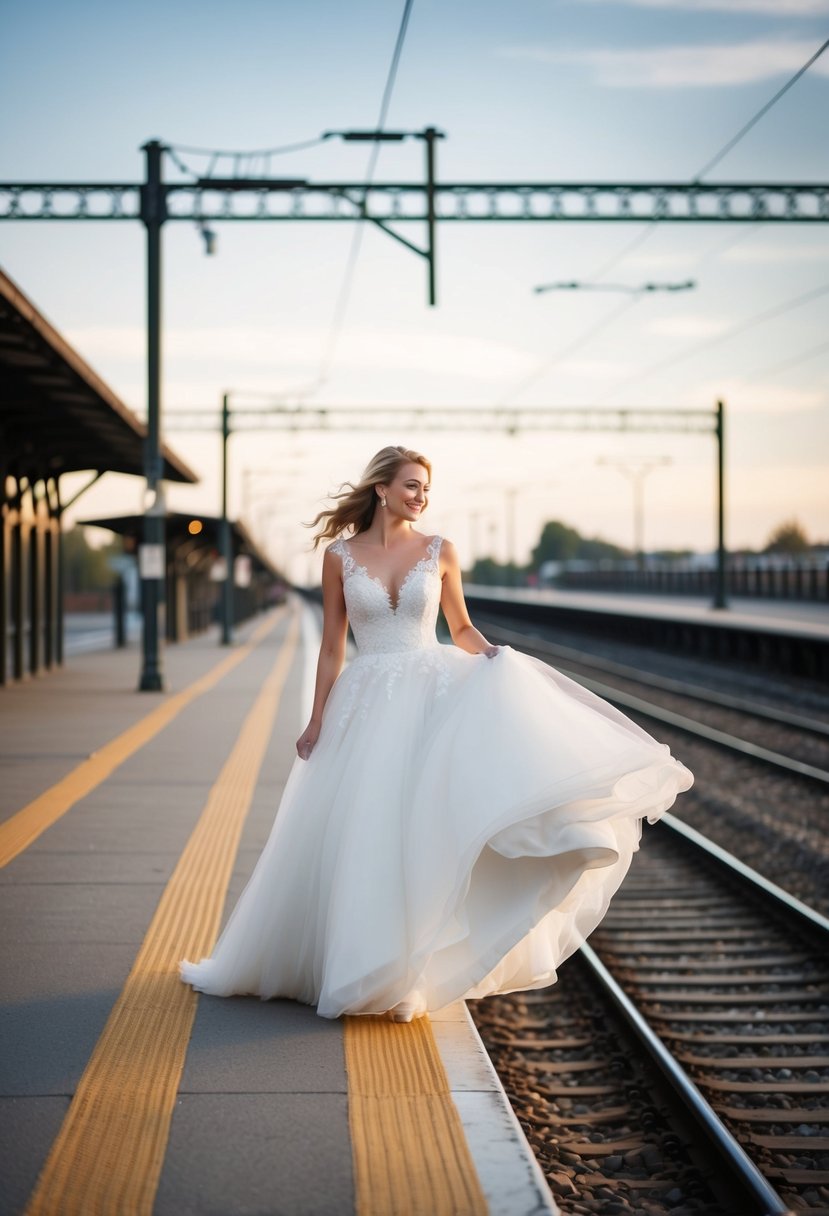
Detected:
[169,135,329,157]
[583,225,662,285]
[315,0,416,390]
[693,36,829,182]
[503,37,829,407]
[595,281,829,402]
[165,136,331,181]
[497,295,643,405]
[746,337,829,381]
[589,35,829,280]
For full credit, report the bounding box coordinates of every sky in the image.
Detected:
[2,0,828,584]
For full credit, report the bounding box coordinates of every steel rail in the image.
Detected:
[476,618,829,739]
[578,816,828,1213]
[659,811,829,936]
[577,942,795,1216]
[480,621,829,787]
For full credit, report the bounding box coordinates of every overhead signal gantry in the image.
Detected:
[1,132,825,687]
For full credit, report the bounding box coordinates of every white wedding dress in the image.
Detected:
[179,534,693,1019]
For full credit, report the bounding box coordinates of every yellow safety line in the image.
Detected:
[344,1015,489,1215]
[0,608,283,868]
[24,607,301,1216]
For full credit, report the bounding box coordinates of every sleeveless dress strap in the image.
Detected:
[330,537,355,580]
[427,535,443,567]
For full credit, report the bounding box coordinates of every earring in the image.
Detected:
[380,497,387,508]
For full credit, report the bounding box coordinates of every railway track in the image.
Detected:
[466,615,829,1212]
[475,617,829,783]
[474,614,829,917]
[471,822,829,1214]
[479,620,829,737]
[592,824,829,1212]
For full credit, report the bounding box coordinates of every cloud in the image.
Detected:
[556,358,633,379]
[580,0,829,14]
[721,240,829,263]
[65,324,539,391]
[499,38,829,88]
[696,374,827,412]
[648,315,732,338]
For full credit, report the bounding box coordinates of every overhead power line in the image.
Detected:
[509,36,829,407]
[748,337,829,381]
[169,135,329,158]
[165,135,331,180]
[594,35,829,279]
[693,37,829,182]
[315,0,416,391]
[597,281,829,402]
[498,295,643,406]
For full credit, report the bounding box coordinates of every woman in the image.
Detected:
[180,444,693,1022]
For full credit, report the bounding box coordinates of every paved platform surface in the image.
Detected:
[466,585,829,637]
[0,601,557,1216]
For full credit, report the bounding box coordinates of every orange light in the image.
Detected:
[188,519,203,535]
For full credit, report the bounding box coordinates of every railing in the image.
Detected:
[549,560,828,601]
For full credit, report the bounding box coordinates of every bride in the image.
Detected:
[180,444,693,1022]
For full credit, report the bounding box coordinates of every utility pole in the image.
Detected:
[714,399,727,609]
[221,391,233,644]
[424,127,439,306]
[137,139,166,691]
[505,487,518,584]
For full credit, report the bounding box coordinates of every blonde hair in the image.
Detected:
[307,445,432,549]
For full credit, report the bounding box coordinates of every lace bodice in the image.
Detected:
[330,535,443,655]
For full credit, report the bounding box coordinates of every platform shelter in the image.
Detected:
[0,266,199,685]
[80,511,287,641]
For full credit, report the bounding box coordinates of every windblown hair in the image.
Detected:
[307,445,432,549]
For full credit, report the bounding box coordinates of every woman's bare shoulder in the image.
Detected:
[322,538,347,565]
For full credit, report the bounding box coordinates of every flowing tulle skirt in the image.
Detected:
[180,643,693,1018]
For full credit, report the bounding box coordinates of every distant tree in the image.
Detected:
[529,520,628,570]
[63,527,124,592]
[466,557,502,585]
[764,519,809,555]
[652,548,695,561]
[530,521,581,566]
[578,536,628,562]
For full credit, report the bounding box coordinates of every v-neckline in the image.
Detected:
[343,537,436,613]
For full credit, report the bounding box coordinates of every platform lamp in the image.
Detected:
[533,280,696,295]
[596,456,672,571]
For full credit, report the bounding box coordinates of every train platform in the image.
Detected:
[0,600,558,1216]
[467,586,829,638]
[465,585,829,683]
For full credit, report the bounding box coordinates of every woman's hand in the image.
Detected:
[482,644,502,659]
[296,720,321,760]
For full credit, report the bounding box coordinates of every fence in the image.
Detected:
[551,560,828,602]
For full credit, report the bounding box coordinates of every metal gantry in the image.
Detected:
[3,179,827,224]
[169,404,719,433]
[166,400,728,619]
[2,133,821,685]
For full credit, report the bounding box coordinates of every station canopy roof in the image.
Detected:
[0,266,197,485]
[78,511,282,579]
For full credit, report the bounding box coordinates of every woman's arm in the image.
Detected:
[297,546,349,758]
[438,539,500,657]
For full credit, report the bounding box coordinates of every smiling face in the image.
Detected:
[377,461,431,522]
